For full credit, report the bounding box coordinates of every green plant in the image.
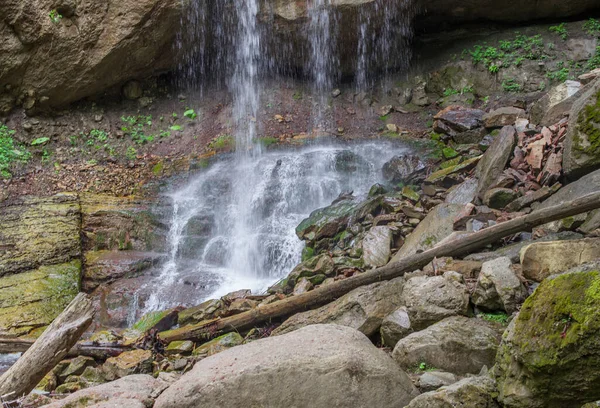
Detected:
[0,125,30,178]
[549,23,568,40]
[170,125,182,131]
[546,67,570,82]
[502,78,522,93]
[292,91,303,101]
[258,137,279,147]
[31,137,50,146]
[159,130,171,138]
[121,115,154,144]
[208,134,234,150]
[417,362,437,372]
[587,46,600,70]
[584,18,600,36]
[41,148,51,164]
[49,9,62,24]
[184,109,197,120]
[481,312,510,325]
[89,129,108,142]
[443,88,459,97]
[125,146,137,161]
[379,115,389,122]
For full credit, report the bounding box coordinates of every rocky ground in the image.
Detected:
[2,8,600,408]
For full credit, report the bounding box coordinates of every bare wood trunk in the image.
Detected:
[0,293,95,398]
[159,191,600,344]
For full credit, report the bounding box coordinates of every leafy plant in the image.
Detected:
[121,115,154,144]
[584,18,600,36]
[170,125,182,131]
[41,148,51,164]
[0,125,30,178]
[49,9,62,24]
[546,67,570,83]
[184,109,197,120]
[208,134,234,150]
[31,137,50,146]
[416,362,437,372]
[587,46,600,70]
[502,78,522,93]
[443,88,459,97]
[481,312,509,325]
[125,146,137,161]
[549,23,568,41]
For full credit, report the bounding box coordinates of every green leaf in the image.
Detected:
[184,109,197,120]
[170,125,182,131]
[31,137,50,146]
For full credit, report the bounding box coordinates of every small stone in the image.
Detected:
[386,123,398,133]
[483,188,518,209]
[380,105,393,116]
[94,114,103,122]
[417,371,458,392]
[332,89,341,98]
[293,277,314,295]
[166,340,194,356]
[23,122,33,131]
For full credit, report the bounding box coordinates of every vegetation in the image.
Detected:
[549,23,568,40]
[184,109,197,120]
[502,78,522,93]
[208,135,235,150]
[587,46,600,71]
[584,18,600,36]
[0,125,30,178]
[121,115,155,144]
[49,9,62,24]
[465,34,546,73]
[481,312,510,325]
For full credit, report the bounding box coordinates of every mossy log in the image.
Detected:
[159,192,600,344]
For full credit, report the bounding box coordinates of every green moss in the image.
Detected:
[575,89,600,158]
[301,246,315,262]
[152,161,164,176]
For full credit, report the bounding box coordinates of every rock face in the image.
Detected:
[475,126,516,200]
[41,374,168,408]
[472,257,527,313]
[495,266,600,408]
[407,376,500,408]
[392,203,466,262]
[380,306,412,347]
[272,278,404,336]
[530,80,584,126]
[519,238,600,282]
[563,80,600,178]
[155,324,420,408]
[392,316,502,375]
[0,0,182,112]
[362,226,392,267]
[401,273,470,330]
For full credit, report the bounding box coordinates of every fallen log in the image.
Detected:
[159,191,600,343]
[0,293,95,398]
[0,338,131,360]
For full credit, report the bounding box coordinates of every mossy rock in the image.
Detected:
[564,81,600,179]
[287,254,335,287]
[123,308,179,341]
[166,340,194,355]
[495,268,600,408]
[193,332,244,357]
[425,156,481,184]
[0,260,81,336]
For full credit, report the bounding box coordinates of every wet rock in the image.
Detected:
[334,150,370,173]
[273,277,405,337]
[382,155,427,184]
[407,376,500,408]
[472,257,528,313]
[293,277,314,295]
[362,226,392,268]
[59,357,97,382]
[530,80,584,126]
[495,266,600,408]
[166,340,194,356]
[103,350,153,380]
[155,325,419,408]
[124,309,179,340]
[425,156,481,185]
[519,238,600,282]
[178,298,224,326]
[41,374,166,408]
[475,126,516,200]
[454,127,488,144]
[417,371,459,392]
[192,332,244,358]
[483,107,526,128]
[391,203,467,262]
[434,105,485,133]
[483,188,519,209]
[563,79,600,179]
[392,316,502,375]
[287,254,335,287]
[402,272,470,330]
[380,306,412,347]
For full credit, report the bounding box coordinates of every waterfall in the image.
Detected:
[140,0,417,314]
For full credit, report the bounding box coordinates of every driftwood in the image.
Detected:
[0,338,130,360]
[159,191,600,343]
[0,293,95,398]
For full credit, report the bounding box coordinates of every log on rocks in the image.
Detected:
[160,192,600,344]
[0,293,95,398]
[0,338,130,360]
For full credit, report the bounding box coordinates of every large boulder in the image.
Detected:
[495,265,600,408]
[401,272,470,330]
[475,126,516,200]
[380,306,413,347]
[272,277,404,337]
[563,79,600,179]
[0,0,183,112]
[472,257,528,313]
[382,155,427,184]
[391,203,466,262]
[154,324,420,408]
[362,226,392,267]
[406,376,500,408]
[41,374,169,408]
[392,316,502,375]
[519,238,600,282]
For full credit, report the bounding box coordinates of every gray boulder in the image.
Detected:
[154,325,420,408]
[475,126,516,200]
[472,257,528,313]
[272,277,404,337]
[382,155,427,184]
[407,376,500,408]
[362,226,392,268]
[483,107,526,128]
[392,316,502,375]
[402,272,470,331]
[380,306,413,347]
[417,371,459,392]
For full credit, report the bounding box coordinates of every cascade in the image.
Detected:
[141,0,415,316]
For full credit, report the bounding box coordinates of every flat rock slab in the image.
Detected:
[155,324,419,408]
[475,126,516,200]
[362,226,392,267]
[520,238,600,282]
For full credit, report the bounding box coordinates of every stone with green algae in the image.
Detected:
[192,332,244,357]
[495,263,600,408]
